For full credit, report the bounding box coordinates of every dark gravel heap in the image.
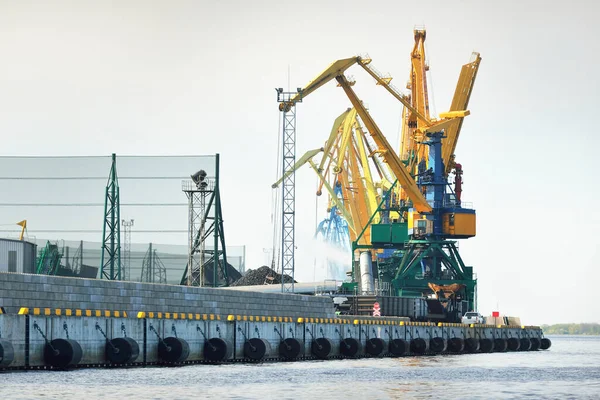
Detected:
[231,265,296,286]
[204,261,243,286]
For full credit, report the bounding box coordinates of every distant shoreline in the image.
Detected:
[541,323,600,335]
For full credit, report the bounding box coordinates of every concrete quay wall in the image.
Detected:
[0,272,336,319]
[0,312,549,371]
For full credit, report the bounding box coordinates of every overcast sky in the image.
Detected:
[1,0,598,325]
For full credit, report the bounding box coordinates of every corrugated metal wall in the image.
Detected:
[0,239,36,273]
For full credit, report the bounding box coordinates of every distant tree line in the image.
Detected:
[541,323,600,335]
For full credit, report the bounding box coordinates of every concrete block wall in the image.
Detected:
[0,272,336,319]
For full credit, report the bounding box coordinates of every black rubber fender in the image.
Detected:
[464,338,480,353]
[447,338,465,353]
[540,338,552,350]
[0,339,15,367]
[44,338,83,368]
[410,338,428,355]
[278,338,302,360]
[529,337,541,351]
[204,338,232,362]
[506,337,520,351]
[388,339,408,357]
[494,338,507,352]
[519,338,532,351]
[244,338,271,361]
[311,338,332,360]
[479,338,494,353]
[158,337,190,363]
[365,338,385,357]
[429,337,447,353]
[339,338,360,358]
[106,337,140,364]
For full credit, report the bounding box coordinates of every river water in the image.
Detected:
[1,335,598,399]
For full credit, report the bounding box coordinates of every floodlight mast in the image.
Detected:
[276,88,303,293]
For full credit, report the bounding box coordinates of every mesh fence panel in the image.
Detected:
[0,155,244,283]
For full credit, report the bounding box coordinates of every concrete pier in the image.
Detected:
[0,310,549,371]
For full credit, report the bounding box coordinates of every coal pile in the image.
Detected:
[231,266,296,286]
[204,261,243,286]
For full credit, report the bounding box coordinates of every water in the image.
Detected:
[1,336,599,399]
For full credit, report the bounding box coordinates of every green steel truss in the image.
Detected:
[180,154,229,287]
[36,241,62,275]
[100,153,121,280]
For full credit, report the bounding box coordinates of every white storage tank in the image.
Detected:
[0,238,37,273]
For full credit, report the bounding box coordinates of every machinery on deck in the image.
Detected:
[275,29,482,322]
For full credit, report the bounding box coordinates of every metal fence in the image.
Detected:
[0,155,244,284]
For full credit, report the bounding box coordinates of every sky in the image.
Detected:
[0,0,598,325]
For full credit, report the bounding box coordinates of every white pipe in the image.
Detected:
[359,252,374,294]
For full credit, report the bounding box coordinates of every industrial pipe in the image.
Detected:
[359,252,374,294]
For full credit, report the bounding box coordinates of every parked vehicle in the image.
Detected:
[461,312,484,324]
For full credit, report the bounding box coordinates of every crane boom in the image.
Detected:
[279,57,359,111]
[271,147,324,188]
[357,58,432,126]
[272,148,356,233]
[335,74,433,213]
[442,52,482,173]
